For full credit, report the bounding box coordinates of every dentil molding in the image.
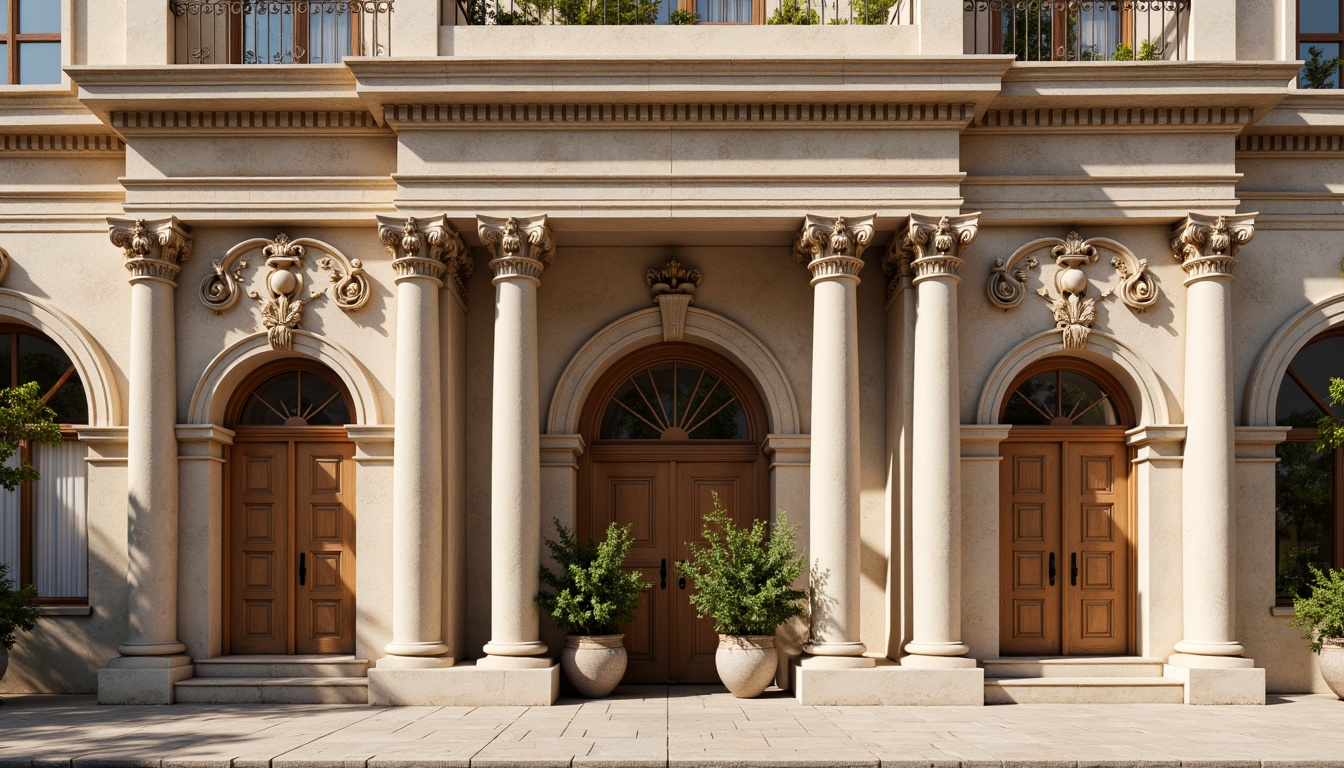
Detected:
[384,103,974,129]
[646,258,702,342]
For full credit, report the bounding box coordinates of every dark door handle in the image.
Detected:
[660,559,667,590]
[678,576,686,590]
[298,552,307,586]
[1048,552,1056,586]
[1070,553,1078,587]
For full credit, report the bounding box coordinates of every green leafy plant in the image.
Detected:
[536,519,650,635]
[1317,378,1344,452]
[0,563,39,652]
[668,8,698,23]
[1303,46,1343,90]
[1113,38,1159,61]
[1290,565,1344,653]
[0,382,62,492]
[767,0,819,25]
[676,493,806,636]
[509,0,662,24]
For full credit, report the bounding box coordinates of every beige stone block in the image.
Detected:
[794,664,983,706]
[1163,663,1266,705]
[97,660,194,705]
[368,662,559,706]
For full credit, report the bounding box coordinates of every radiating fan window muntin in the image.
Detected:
[1002,367,1121,427]
[236,368,352,427]
[600,361,750,441]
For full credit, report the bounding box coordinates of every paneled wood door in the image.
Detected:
[228,438,357,655]
[1000,439,1130,655]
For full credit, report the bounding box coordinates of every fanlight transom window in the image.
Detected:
[236,368,351,427]
[1003,367,1122,427]
[600,360,750,441]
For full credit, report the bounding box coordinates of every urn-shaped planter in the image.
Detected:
[716,634,777,698]
[1321,638,1344,699]
[562,634,627,698]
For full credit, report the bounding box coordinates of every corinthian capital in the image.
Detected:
[478,215,555,282]
[378,215,472,303]
[109,217,192,283]
[792,214,874,282]
[898,213,980,282]
[1171,213,1255,280]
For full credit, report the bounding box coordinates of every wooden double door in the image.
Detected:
[227,437,357,655]
[586,451,761,683]
[999,437,1131,655]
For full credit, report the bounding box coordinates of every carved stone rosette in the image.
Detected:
[110,217,192,282]
[377,215,472,304]
[198,233,371,350]
[897,213,979,281]
[987,231,1159,350]
[1171,213,1256,282]
[792,214,875,282]
[646,258,702,342]
[479,215,555,281]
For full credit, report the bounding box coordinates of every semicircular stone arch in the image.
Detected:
[547,307,800,436]
[0,289,121,426]
[1244,291,1344,426]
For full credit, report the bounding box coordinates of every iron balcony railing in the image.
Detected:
[964,0,1189,60]
[171,0,394,64]
[453,0,907,26]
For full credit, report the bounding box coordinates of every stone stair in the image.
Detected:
[175,655,370,704]
[982,657,1185,704]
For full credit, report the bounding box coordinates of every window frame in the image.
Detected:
[678,0,764,25]
[3,0,62,85]
[1298,0,1344,88]
[226,2,361,64]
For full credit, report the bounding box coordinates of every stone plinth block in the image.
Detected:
[1164,662,1266,705]
[368,660,559,706]
[97,655,193,705]
[793,660,984,705]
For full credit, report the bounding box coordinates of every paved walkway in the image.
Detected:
[3,689,1344,767]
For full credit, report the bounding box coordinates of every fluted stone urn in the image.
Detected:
[1321,638,1344,699]
[716,634,777,698]
[562,634,627,698]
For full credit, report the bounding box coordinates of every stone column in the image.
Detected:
[376,215,470,666]
[899,213,980,666]
[100,218,193,705]
[793,214,875,666]
[479,215,555,667]
[882,242,917,660]
[1170,213,1255,660]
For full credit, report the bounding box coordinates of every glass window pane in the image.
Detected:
[1276,374,1325,427]
[1275,441,1337,598]
[0,44,8,84]
[18,0,59,33]
[1290,335,1344,419]
[0,455,19,586]
[307,5,352,63]
[0,0,8,34]
[244,8,300,63]
[18,332,86,424]
[32,440,87,599]
[0,333,13,388]
[18,42,61,85]
[1301,0,1342,34]
[1302,42,1342,89]
[701,0,752,22]
[1003,372,1057,425]
[238,370,350,426]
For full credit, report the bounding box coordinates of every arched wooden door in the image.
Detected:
[998,360,1135,656]
[225,361,357,655]
[579,343,768,683]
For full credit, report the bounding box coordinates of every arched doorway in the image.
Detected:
[998,359,1135,656]
[578,342,768,683]
[224,360,357,655]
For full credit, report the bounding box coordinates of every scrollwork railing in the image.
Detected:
[172,0,394,64]
[963,0,1189,60]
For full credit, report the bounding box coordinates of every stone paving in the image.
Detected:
[3,688,1344,767]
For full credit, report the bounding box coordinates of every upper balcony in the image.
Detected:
[172,0,395,65]
[964,0,1190,61]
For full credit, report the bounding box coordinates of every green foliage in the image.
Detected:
[767,0,819,25]
[1290,566,1344,653]
[1113,38,1159,61]
[0,382,62,493]
[1279,545,1324,600]
[826,0,896,24]
[668,8,698,23]
[0,563,39,651]
[1317,378,1344,453]
[1303,46,1343,90]
[509,0,662,24]
[536,519,650,636]
[676,493,806,636]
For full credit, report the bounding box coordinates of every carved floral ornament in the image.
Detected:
[793,214,875,281]
[987,231,1159,350]
[376,215,472,304]
[646,258,703,342]
[109,217,193,281]
[478,214,555,281]
[199,233,370,350]
[1170,212,1256,281]
[883,213,981,298]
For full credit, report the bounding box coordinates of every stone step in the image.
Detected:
[175,677,369,705]
[193,655,370,679]
[981,657,1165,678]
[984,676,1184,705]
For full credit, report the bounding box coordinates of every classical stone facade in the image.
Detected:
[0,0,1341,707]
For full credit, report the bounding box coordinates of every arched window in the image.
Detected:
[1001,362,1130,427]
[1274,331,1344,601]
[0,326,89,603]
[598,358,751,441]
[229,365,352,428]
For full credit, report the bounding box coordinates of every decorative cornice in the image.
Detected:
[109,217,192,283]
[0,135,125,153]
[109,110,383,133]
[1171,213,1256,281]
[1237,134,1344,154]
[377,215,472,304]
[385,103,973,129]
[897,213,979,283]
[479,215,555,282]
[793,214,873,283]
[976,107,1253,132]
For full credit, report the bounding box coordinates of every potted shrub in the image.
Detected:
[677,493,806,698]
[0,562,40,686]
[1290,566,1344,699]
[536,519,650,697]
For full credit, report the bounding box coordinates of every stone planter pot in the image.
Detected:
[715,634,777,698]
[1321,637,1344,699]
[561,634,626,698]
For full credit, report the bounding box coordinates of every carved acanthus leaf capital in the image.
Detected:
[377,215,472,304]
[882,236,915,302]
[479,214,555,282]
[793,214,874,282]
[1171,213,1256,280]
[898,213,979,282]
[109,217,192,282]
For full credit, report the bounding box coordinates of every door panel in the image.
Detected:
[228,442,290,655]
[1062,442,1129,654]
[999,443,1062,655]
[294,442,357,654]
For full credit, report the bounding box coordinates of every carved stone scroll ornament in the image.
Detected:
[0,246,10,286]
[1170,213,1256,281]
[987,231,1160,350]
[646,258,702,342]
[478,214,555,281]
[376,215,472,305]
[110,217,192,282]
[792,214,876,281]
[198,233,371,350]
[897,213,980,280]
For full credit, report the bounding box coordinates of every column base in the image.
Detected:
[799,654,875,670]
[792,657,983,706]
[368,660,559,706]
[98,655,193,705]
[1165,654,1265,705]
[900,653,978,669]
[376,654,456,669]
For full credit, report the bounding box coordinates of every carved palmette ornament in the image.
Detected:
[199,233,370,350]
[987,231,1159,349]
[646,258,703,342]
